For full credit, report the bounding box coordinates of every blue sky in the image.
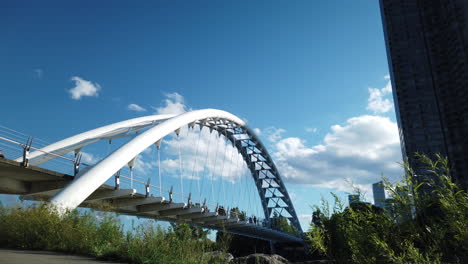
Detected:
[0,0,402,231]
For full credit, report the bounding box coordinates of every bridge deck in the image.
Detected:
[0,159,303,243]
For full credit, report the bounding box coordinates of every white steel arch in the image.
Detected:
[15,114,175,166]
[46,109,302,234]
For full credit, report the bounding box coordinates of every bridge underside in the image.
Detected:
[0,159,302,243]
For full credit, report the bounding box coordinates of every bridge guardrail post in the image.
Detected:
[21,136,33,167]
[202,198,207,212]
[145,178,151,197]
[114,170,121,190]
[169,186,173,202]
[74,153,82,176]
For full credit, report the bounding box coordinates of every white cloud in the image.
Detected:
[384,74,390,80]
[80,151,99,164]
[253,128,262,135]
[366,80,393,114]
[264,127,286,143]
[306,127,318,133]
[299,214,312,222]
[273,115,402,192]
[153,92,188,115]
[132,153,156,175]
[68,76,101,100]
[128,103,147,112]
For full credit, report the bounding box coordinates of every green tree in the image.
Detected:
[229,207,247,221]
[270,211,299,236]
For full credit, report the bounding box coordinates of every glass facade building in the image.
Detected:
[379,0,468,188]
[372,181,386,208]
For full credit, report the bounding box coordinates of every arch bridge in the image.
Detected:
[0,109,303,243]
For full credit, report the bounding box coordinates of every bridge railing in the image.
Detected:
[0,132,222,214]
[0,126,272,229]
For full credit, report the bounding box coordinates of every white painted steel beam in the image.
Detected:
[18,114,175,166]
[50,109,245,210]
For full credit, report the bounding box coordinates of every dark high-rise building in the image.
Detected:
[379,0,468,188]
[372,181,386,208]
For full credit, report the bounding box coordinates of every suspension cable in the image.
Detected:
[198,128,213,203]
[225,131,237,209]
[232,144,242,210]
[247,167,253,219]
[157,142,162,196]
[189,127,202,201]
[177,130,184,200]
[217,127,229,207]
[210,127,221,204]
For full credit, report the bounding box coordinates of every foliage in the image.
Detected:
[307,154,468,264]
[229,207,247,221]
[0,204,227,264]
[270,211,299,236]
[170,222,211,242]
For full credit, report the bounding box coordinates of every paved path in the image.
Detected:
[0,249,126,264]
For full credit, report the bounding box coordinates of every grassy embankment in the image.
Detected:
[0,204,228,264]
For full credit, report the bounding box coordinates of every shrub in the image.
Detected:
[308,154,468,264]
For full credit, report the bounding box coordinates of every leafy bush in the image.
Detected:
[308,154,468,264]
[0,204,226,263]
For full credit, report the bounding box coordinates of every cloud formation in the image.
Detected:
[273,115,402,192]
[68,76,101,100]
[80,151,99,165]
[153,92,188,115]
[366,79,393,114]
[123,85,402,199]
[263,127,286,143]
[128,103,146,112]
[253,128,262,135]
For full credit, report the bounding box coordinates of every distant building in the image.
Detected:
[372,181,386,208]
[348,194,360,205]
[379,0,468,189]
[382,186,413,221]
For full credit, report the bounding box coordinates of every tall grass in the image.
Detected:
[308,154,468,264]
[0,204,226,263]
